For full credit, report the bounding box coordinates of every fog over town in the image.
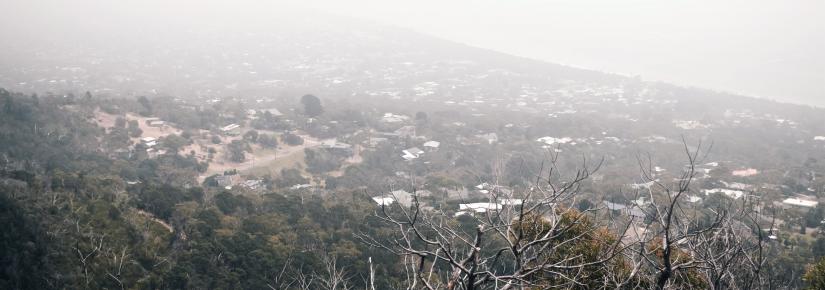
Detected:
[3,0,824,106]
[306,0,825,107]
[1,1,825,289]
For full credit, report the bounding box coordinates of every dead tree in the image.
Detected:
[315,256,352,290]
[359,152,632,289]
[74,228,105,287]
[293,269,316,290]
[629,140,771,289]
[272,254,352,290]
[105,246,129,290]
[267,256,296,290]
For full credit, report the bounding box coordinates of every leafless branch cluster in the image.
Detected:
[268,255,353,290]
[357,150,640,289]
[624,140,774,289]
[359,141,777,289]
[73,226,105,286]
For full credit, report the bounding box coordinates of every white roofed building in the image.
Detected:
[220,124,241,136]
[402,147,425,161]
[147,120,166,127]
[423,141,441,151]
[264,108,284,117]
[372,190,414,207]
[459,203,502,213]
[703,188,746,199]
[783,197,819,208]
[372,196,395,206]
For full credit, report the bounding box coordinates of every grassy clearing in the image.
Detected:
[244,148,307,177]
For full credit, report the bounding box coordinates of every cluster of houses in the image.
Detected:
[400,139,439,161]
[369,182,526,218]
[347,113,444,161]
[213,173,266,191]
[140,136,166,157]
[247,108,283,119]
[369,188,525,218]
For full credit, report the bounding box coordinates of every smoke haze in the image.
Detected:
[2,0,823,106]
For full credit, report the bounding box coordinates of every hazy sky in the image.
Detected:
[297,0,825,107]
[2,0,823,106]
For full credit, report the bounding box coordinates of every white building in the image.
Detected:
[499,199,523,206]
[732,168,759,177]
[264,108,284,117]
[459,203,502,213]
[381,113,410,123]
[423,141,441,151]
[703,188,746,199]
[536,136,573,145]
[372,196,395,206]
[141,137,158,148]
[402,147,425,161]
[630,181,656,190]
[148,120,166,127]
[782,198,819,208]
[371,190,414,207]
[221,124,241,136]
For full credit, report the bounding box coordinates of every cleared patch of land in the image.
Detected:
[199,134,322,181]
[134,209,174,233]
[94,109,357,184]
[94,109,183,142]
[245,147,308,177]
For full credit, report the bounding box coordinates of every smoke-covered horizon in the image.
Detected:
[301,0,825,107]
[1,0,823,106]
